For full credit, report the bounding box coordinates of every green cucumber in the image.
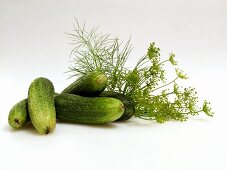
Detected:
[62,71,107,96]
[55,93,124,124]
[100,91,135,121]
[28,77,56,134]
[8,99,29,128]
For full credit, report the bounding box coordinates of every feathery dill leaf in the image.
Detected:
[67,20,131,93]
[68,21,213,123]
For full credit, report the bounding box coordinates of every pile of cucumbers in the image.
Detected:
[8,71,135,134]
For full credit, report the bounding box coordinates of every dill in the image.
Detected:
[67,20,213,123]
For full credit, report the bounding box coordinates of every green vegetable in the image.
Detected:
[100,91,135,121]
[55,93,124,124]
[28,77,56,134]
[67,21,213,123]
[62,70,107,96]
[8,99,29,128]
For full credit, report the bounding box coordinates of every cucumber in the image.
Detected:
[100,91,135,121]
[55,93,124,124]
[8,99,29,128]
[28,77,56,134]
[62,71,107,96]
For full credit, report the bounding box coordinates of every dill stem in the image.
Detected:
[138,116,155,120]
[134,55,147,69]
[157,59,169,66]
[150,92,174,99]
[151,77,179,92]
[182,110,203,115]
[166,92,174,96]
[122,84,128,95]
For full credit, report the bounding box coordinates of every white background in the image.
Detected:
[1,0,227,170]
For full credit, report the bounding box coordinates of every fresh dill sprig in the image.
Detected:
[67,20,132,93]
[68,21,213,123]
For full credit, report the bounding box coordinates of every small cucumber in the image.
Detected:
[28,77,56,134]
[8,99,29,128]
[62,71,107,96]
[100,91,135,121]
[55,93,124,124]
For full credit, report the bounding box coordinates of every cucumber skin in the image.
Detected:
[62,71,107,96]
[8,99,29,129]
[28,77,56,134]
[55,94,124,124]
[100,92,135,121]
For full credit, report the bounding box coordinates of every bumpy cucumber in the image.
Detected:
[100,91,135,121]
[8,99,29,128]
[55,93,124,124]
[28,77,56,134]
[62,71,107,96]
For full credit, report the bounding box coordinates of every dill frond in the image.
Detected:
[68,21,213,123]
[68,20,132,93]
